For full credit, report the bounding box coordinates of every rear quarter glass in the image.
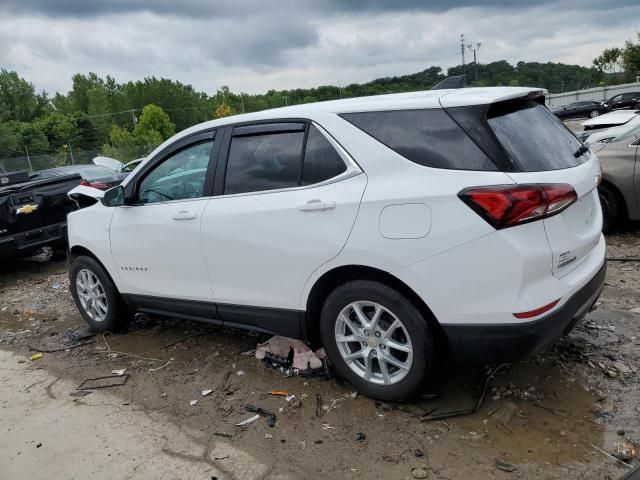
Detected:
[340,109,498,171]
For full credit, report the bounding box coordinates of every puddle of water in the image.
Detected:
[411,361,604,465]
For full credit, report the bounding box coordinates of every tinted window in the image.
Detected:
[138,140,213,204]
[341,109,497,171]
[225,131,304,194]
[302,125,347,185]
[488,101,586,171]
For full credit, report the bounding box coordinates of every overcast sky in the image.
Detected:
[0,1,638,96]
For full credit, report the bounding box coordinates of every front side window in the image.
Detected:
[138,140,214,204]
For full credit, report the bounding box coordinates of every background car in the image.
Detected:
[581,110,640,131]
[591,130,640,231]
[553,100,608,119]
[603,91,640,111]
[34,165,127,190]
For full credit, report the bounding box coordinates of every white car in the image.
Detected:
[67,87,606,400]
[585,117,640,144]
[582,110,640,130]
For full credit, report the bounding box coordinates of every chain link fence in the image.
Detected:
[0,145,154,174]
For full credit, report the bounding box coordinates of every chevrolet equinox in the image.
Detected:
[67,87,606,401]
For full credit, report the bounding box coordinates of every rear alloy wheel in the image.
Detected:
[598,184,619,233]
[335,301,413,386]
[589,110,600,118]
[320,280,434,401]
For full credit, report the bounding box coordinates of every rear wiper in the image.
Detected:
[573,144,590,158]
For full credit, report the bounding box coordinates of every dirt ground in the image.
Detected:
[1,227,639,479]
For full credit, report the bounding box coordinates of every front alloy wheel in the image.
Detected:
[589,110,600,118]
[335,301,413,385]
[76,268,109,322]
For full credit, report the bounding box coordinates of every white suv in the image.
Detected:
[68,87,606,401]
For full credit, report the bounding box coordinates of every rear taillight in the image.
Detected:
[459,184,577,229]
[79,179,90,187]
[89,182,110,190]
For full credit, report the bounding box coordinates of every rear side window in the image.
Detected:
[487,101,586,171]
[341,109,497,171]
[225,131,305,194]
[302,125,347,185]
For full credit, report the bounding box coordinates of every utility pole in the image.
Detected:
[283,95,289,107]
[460,34,466,66]
[467,42,482,81]
[67,142,75,165]
[23,145,34,173]
[240,94,245,113]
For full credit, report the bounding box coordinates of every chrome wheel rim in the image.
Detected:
[76,269,108,322]
[590,110,600,118]
[335,301,413,385]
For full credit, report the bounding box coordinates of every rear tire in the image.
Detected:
[589,110,600,118]
[70,255,129,332]
[319,280,434,401]
[598,184,620,233]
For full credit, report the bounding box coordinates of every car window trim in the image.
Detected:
[212,119,360,198]
[124,128,220,206]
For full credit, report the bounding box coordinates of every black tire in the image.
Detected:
[319,280,434,401]
[69,255,129,332]
[598,184,620,233]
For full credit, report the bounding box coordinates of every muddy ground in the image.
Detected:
[1,229,639,479]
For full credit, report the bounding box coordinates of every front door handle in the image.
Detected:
[299,200,336,212]
[172,210,197,220]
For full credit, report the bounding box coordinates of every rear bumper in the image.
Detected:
[0,221,68,260]
[442,262,606,365]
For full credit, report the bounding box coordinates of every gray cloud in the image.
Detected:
[0,1,637,97]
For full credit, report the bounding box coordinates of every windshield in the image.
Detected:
[488,100,587,172]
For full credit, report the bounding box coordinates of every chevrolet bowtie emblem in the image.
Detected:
[17,204,38,215]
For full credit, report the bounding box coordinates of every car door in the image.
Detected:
[596,134,640,219]
[109,130,219,303]
[610,94,624,110]
[200,121,366,335]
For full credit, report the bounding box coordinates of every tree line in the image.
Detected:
[1,33,638,168]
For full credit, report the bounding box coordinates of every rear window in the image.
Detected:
[340,109,497,171]
[487,101,587,171]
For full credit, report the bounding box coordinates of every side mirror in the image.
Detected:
[101,185,126,207]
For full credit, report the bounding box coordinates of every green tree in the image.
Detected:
[622,33,640,82]
[214,103,235,118]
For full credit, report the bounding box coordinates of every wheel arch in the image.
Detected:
[304,264,448,352]
[599,179,628,221]
[68,245,121,293]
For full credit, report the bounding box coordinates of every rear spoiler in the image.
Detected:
[431,75,467,90]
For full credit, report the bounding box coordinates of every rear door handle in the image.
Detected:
[299,200,336,212]
[172,210,197,220]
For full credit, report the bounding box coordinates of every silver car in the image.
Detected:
[592,128,640,231]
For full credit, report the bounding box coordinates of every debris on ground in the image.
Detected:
[29,353,43,361]
[111,368,127,376]
[190,400,198,406]
[235,414,260,427]
[77,374,129,390]
[245,404,276,427]
[614,441,639,463]
[256,335,325,370]
[411,466,429,479]
[69,390,92,397]
[201,389,213,396]
[354,432,366,442]
[268,391,289,397]
[495,459,518,472]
